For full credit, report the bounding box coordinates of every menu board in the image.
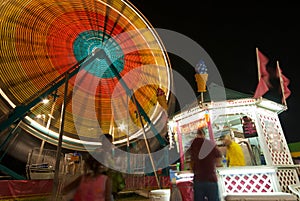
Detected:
[241,116,258,138]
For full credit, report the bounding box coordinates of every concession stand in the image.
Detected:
[168,85,299,201]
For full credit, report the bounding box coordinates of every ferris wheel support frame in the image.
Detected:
[0,48,167,147]
[96,48,167,146]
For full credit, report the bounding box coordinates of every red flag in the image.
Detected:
[276,64,291,104]
[282,74,291,99]
[254,49,271,98]
[257,49,271,87]
[253,78,269,98]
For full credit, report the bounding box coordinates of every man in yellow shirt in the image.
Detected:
[220,134,246,167]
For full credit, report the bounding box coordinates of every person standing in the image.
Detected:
[189,128,222,201]
[101,134,126,200]
[63,151,113,201]
[220,134,246,167]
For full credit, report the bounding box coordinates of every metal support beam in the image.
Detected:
[51,73,69,200]
[96,49,167,147]
[0,164,25,180]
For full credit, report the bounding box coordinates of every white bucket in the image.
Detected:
[149,189,170,201]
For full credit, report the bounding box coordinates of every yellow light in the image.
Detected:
[118,123,126,131]
[42,99,49,104]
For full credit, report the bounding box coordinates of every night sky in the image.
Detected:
[129,1,300,143]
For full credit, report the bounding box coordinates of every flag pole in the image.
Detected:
[276,61,287,106]
[256,47,261,81]
[255,47,264,100]
[200,92,204,106]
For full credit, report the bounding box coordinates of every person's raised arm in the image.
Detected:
[215,146,223,167]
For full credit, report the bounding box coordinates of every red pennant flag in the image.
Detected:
[254,49,271,98]
[253,78,269,98]
[257,49,271,87]
[282,74,291,99]
[276,64,291,105]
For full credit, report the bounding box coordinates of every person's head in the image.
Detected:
[220,133,232,146]
[196,128,206,138]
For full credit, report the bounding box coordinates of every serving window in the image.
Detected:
[213,113,264,166]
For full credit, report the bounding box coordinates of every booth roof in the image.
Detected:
[174,83,284,116]
[181,83,253,109]
[197,83,281,103]
[200,83,253,102]
[174,84,253,115]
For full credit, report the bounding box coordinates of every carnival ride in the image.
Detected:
[0,0,175,181]
[1,1,299,201]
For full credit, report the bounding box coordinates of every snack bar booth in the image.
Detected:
[168,86,300,200]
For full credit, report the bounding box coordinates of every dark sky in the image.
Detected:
[129,1,300,143]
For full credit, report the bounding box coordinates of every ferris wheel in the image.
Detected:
[0,0,173,150]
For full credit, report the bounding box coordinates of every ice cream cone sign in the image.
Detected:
[195,59,208,92]
[157,87,168,110]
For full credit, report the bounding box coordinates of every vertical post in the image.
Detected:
[38,98,57,163]
[126,94,131,173]
[205,110,215,142]
[132,92,161,189]
[52,74,69,200]
[176,123,184,171]
[200,92,204,107]
[256,47,261,81]
[277,61,287,106]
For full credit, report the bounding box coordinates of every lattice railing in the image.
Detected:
[217,166,280,195]
[288,183,300,201]
[257,111,294,166]
[277,168,299,192]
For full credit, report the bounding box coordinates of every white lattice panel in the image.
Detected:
[222,173,274,193]
[288,183,300,201]
[218,167,280,195]
[257,109,293,165]
[277,169,300,193]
